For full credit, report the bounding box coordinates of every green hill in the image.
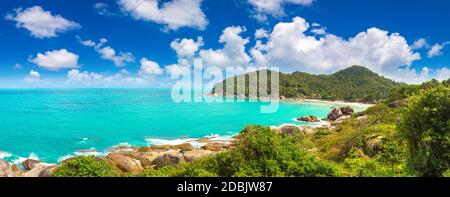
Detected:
[212,65,401,102]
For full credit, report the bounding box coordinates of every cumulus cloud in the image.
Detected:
[248,0,314,21]
[255,28,269,39]
[412,38,429,50]
[436,67,450,81]
[5,6,80,38]
[251,17,422,83]
[199,26,251,67]
[66,69,146,87]
[29,49,79,71]
[117,0,208,31]
[78,37,135,67]
[138,58,164,76]
[24,70,41,83]
[170,37,204,58]
[311,27,326,35]
[427,42,450,58]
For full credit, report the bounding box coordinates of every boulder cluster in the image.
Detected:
[0,158,57,177]
[327,106,354,121]
[297,115,320,122]
[0,139,239,177]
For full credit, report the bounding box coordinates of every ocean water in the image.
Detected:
[0,89,368,163]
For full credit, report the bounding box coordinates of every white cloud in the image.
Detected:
[248,0,314,20]
[170,37,203,58]
[5,6,80,38]
[14,63,22,69]
[251,17,421,83]
[29,49,79,71]
[66,69,146,87]
[138,58,164,76]
[117,0,208,31]
[396,67,431,84]
[311,22,320,27]
[412,38,428,50]
[78,37,135,67]
[427,42,449,58]
[311,27,326,35]
[24,70,41,83]
[94,2,113,16]
[436,67,450,81]
[255,28,269,39]
[165,63,190,76]
[199,26,251,67]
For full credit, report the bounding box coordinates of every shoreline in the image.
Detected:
[285,98,374,108]
[0,99,366,177]
[206,93,375,108]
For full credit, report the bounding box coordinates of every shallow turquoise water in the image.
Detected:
[0,89,367,163]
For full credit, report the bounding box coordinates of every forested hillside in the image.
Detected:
[212,65,401,102]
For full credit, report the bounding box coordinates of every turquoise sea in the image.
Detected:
[0,89,368,163]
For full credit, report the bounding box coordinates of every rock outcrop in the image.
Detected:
[24,164,47,177]
[340,106,354,116]
[388,101,402,108]
[176,143,194,151]
[0,159,14,177]
[106,153,145,174]
[297,115,320,122]
[327,106,354,121]
[151,153,185,169]
[327,108,344,121]
[202,143,226,151]
[183,150,215,162]
[39,165,58,177]
[22,159,41,171]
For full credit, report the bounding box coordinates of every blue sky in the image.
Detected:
[0,0,449,88]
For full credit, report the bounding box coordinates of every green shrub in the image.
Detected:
[400,85,450,177]
[341,154,406,177]
[52,156,117,177]
[142,126,337,177]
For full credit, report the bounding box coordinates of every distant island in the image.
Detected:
[212,65,401,103]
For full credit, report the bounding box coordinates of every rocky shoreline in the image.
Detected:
[0,105,360,177]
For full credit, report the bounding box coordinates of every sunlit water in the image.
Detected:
[0,89,369,163]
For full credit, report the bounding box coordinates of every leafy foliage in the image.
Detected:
[52,156,117,177]
[143,126,337,177]
[399,84,450,177]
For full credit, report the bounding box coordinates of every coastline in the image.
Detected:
[285,98,374,108]
[0,97,368,177]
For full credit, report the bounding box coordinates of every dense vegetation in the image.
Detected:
[53,79,449,177]
[52,156,117,177]
[212,65,401,102]
[143,126,337,177]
